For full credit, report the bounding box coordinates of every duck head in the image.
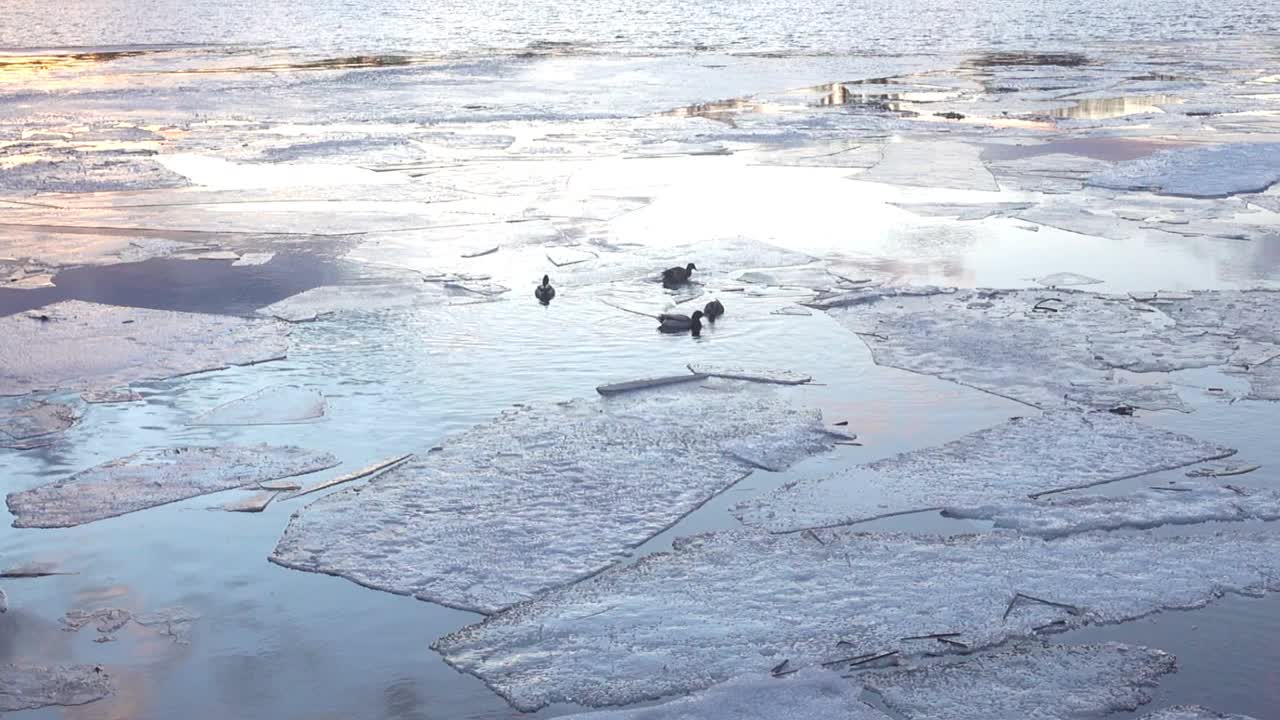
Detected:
[541,275,551,287]
[686,263,697,273]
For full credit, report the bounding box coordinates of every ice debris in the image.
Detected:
[285,454,412,500]
[1088,143,1280,198]
[220,490,279,513]
[190,386,327,426]
[863,643,1174,720]
[1034,272,1104,287]
[0,301,289,396]
[596,374,707,396]
[687,364,812,385]
[62,608,131,642]
[1139,706,1260,720]
[435,528,1280,710]
[0,664,112,711]
[561,669,880,720]
[8,444,338,528]
[0,399,79,449]
[79,388,143,404]
[272,383,839,614]
[734,411,1231,532]
[945,485,1280,538]
[133,606,200,644]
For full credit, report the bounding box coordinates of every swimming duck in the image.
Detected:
[534,275,556,304]
[657,310,704,337]
[662,263,697,288]
[703,299,724,322]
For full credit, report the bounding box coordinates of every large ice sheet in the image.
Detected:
[827,289,1196,410]
[7,444,338,528]
[946,486,1280,538]
[1088,143,1280,198]
[0,664,113,711]
[857,141,999,191]
[435,528,1280,710]
[190,386,327,426]
[734,412,1233,532]
[0,301,290,396]
[272,383,839,614]
[863,643,1175,720]
[1139,706,1260,720]
[562,670,883,720]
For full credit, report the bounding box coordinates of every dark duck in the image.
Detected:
[534,275,556,304]
[703,299,724,322]
[662,262,697,289]
[657,310,703,337]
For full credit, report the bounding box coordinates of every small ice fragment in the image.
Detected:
[596,373,705,395]
[258,479,302,491]
[771,306,812,316]
[546,247,597,267]
[0,301,289,396]
[133,606,200,644]
[1088,143,1280,198]
[0,400,79,443]
[7,444,338,528]
[560,669,883,720]
[734,411,1232,533]
[863,643,1175,720]
[1034,272,1104,287]
[285,454,413,500]
[859,142,999,192]
[0,588,6,613]
[687,364,812,385]
[1186,464,1261,478]
[220,490,279,513]
[0,664,113,711]
[1,562,75,578]
[62,608,131,642]
[189,386,327,426]
[256,283,441,322]
[231,252,275,267]
[461,246,499,258]
[1138,706,1261,720]
[79,388,143,404]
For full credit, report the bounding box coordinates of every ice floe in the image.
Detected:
[1034,272,1104,287]
[0,664,112,711]
[734,411,1232,532]
[0,399,79,449]
[857,141,998,192]
[133,606,200,644]
[62,607,132,642]
[1140,706,1260,720]
[189,385,327,426]
[79,388,143,404]
[1088,143,1280,198]
[435,528,1280,710]
[945,485,1280,538]
[0,301,290,396]
[862,643,1175,720]
[255,283,457,322]
[561,670,880,720]
[7,444,338,528]
[272,383,840,614]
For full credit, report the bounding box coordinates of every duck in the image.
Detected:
[534,275,556,304]
[703,299,724,322]
[657,310,704,337]
[662,262,697,288]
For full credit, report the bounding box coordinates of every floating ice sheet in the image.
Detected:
[1158,290,1280,348]
[190,386,327,426]
[827,289,1196,410]
[272,383,838,614]
[864,643,1174,720]
[0,301,289,396]
[1035,272,1104,287]
[133,606,200,644]
[435,528,1280,710]
[255,283,454,322]
[562,670,881,720]
[734,412,1232,532]
[1139,706,1260,720]
[687,364,812,385]
[0,400,79,447]
[1088,143,1280,198]
[1245,360,1280,401]
[8,444,338,528]
[858,141,998,192]
[0,664,112,711]
[945,486,1280,538]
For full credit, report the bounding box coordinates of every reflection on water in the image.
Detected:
[664,97,763,125]
[1049,94,1182,119]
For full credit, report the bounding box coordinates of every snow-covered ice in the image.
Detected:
[434,528,1280,710]
[272,383,839,614]
[0,664,113,711]
[863,643,1175,720]
[560,670,882,720]
[734,412,1232,532]
[1088,143,1280,198]
[190,385,327,426]
[0,301,290,396]
[8,444,338,528]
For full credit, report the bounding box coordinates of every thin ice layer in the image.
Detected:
[864,643,1175,720]
[7,444,338,528]
[1139,706,1260,720]
[857,141,999,192]
[256,283,455,322]
[734,412,1231,533]
[827,289,1200,410]
[0,400,79,441]
[562,670,884,720]
[1088,143,1280,197]
[435,528,1280,711]
[947,486,1280,538]
[0,301,289,396]
[0,664,112,711]
[272,383,838,614]
[190,386,327,426]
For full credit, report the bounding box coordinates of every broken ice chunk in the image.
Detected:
[0,301,289,396]
[687,364,812,385]
[434,528,1280,711]
[79,388,143,404]
[734,411,1231,533]
[7,444,338,528]
[0,664,113,711]
[1034,272,1104,287]
[256,283,446,322]
[1088,143,1280,198]
[1244,360,1280,401]
[189,386,327,426]
[133,606,200,644]
[862,643,1175,720]
[1139,706,1261,720]
[561,670,884,720]
[0,399,79,447]
[272,384,838,614]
